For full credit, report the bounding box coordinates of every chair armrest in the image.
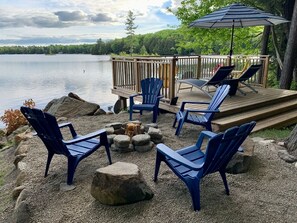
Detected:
[195,130,218,148]
[130,93,142,98]
[157,95,164,99]
[186,109,219,113]
[157,144,204,170]
[180,101,210,111]
[63,129,107,145]
[58,122,77,138]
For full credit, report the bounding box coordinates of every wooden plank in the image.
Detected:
[213,99,297,128]
[252,108,297,132]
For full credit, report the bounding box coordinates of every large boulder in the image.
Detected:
[226,137,255,174]
[44,96,99,117]
[90,162,154,205]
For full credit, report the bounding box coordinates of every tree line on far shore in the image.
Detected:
[0,29,191,56]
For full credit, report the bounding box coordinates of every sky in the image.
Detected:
[0,0,181,46]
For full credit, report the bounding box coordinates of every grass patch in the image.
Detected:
[251,126,294,141]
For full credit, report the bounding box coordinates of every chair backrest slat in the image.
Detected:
[141,78,163,104]
[20,107,70,156]
[205,84,230,120]
[202,121,256,176]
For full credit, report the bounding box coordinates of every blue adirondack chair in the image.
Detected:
[129,78,163,123]
[20,106,112,185]
[154,121,256,211]
[173,84,230,136]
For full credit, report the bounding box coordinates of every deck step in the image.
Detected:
[213,99,297,130]
[252,108,297,132]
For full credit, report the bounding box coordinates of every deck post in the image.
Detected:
[262,55,269,88]
[112,57,117,88]
[134,58,140,93]
[197,55,202,79]
[170,56,178,99]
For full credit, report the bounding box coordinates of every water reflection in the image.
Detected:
[0,54,118,128]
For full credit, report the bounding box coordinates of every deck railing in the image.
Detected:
[111,55,269,102]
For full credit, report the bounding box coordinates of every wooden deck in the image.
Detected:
[112,85,297,132]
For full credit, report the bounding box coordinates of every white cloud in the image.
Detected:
[0,0,181,45]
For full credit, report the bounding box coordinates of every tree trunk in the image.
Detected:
[280,1,297,89]
[259,26,270,83]
[285,124,297,156]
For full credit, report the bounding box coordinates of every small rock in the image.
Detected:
[17,162,27,171]
[14,132,33,145]
[278,150,297,163]
[277,141,285,147]
[12,186,25,200]
[295,162,297,168]
[148,127,163,140]
[15,171,26,186]
[135,141,154,152]
[94,108,106,116]
[57,117,68,122]
[105,127,114,135]
[144,123,158,132]
[114,127,125,135]
[132,134,151,146]
[13,201,31,223]
[107,134,117,145]
[105,122,123,130]
[15,189,30,209]
[14,154,27,167]
[14,143,29,156]
[114,135,130,148]
[112,144,134,153]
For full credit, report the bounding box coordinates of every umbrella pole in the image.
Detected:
[229,21,235,65]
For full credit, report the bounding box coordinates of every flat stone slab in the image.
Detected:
[132,134,151,146]
[114,135,130,148]
[90,162,153,205]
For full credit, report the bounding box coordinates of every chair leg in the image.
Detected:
[105,145,112,165]
[219,170,230,195]
[172,117,177,128]
[101,133,112,165]
[175,118,185,136]
[44,152,54,177]
[185,178,201,211]
[205,122,213,131]
[67,157,79,185]
[154,152,163,182]
[129,108,133,121]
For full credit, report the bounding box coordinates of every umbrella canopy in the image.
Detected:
[189,3,289,56]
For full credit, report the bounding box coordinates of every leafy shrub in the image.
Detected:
[0,99,35,135]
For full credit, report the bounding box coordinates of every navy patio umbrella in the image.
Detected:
[189,3,289,57]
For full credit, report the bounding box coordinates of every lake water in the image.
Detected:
[0,54,118,128]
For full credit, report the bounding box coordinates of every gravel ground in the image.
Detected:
[1,111,297,223]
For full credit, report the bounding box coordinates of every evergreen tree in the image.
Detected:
[125,10,138,55]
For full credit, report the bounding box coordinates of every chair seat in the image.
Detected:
[173,85,230,136]
[132,103,155,111]
[67,138,100,157]
[167,146,205,178]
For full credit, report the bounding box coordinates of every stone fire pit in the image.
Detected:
[104,121,163,153]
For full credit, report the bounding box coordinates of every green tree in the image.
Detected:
[125,10,138,55]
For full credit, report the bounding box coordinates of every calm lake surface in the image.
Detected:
[0,54,118,128]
